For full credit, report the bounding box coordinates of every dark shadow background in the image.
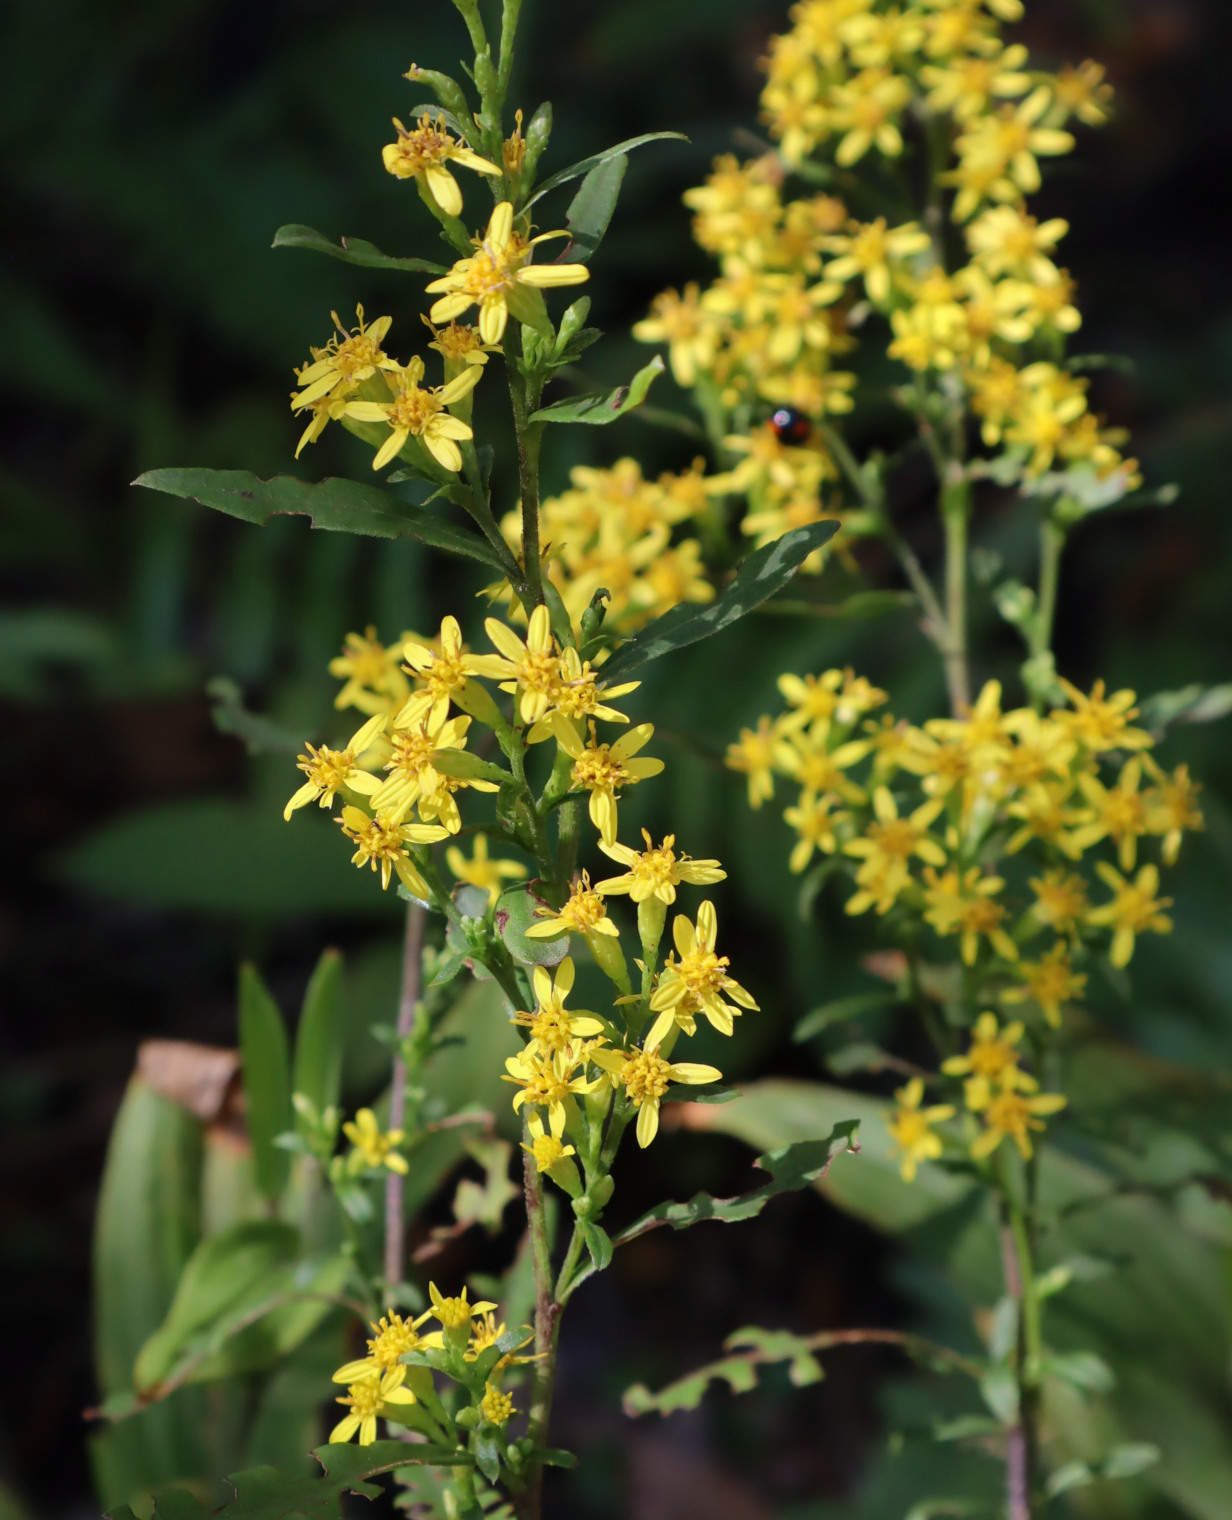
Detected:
[3,0,1231,1517]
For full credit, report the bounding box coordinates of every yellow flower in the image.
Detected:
[777,733,871,805]
[648,900,758,1046]
[633,283,720,385]
[1052,60,1114,128]
[784,791,844,872]
[482,604,558,724]
[1004,782,1085,858]
[343,1108,408,1175]
[381,113,501,215]
[284,712,386,820]
[426,202,590,346]
[525,870,619,941]
[423,316,502,371]
[371,708,486,830]
[940,1012,1033,1112]
[398,615,508,729]
[1004,944,1087,1029]
[1071,759,1151,871]
[552,720,664,844]
[589,1045,722,1148]
[1053,678,1153,754]
[446,834,527,905]
[502,1044,603,1129]
[1144,760,1203,865]
[887,1077,955,1183]
[291,307,401,455]
[828,67,913,166]
[596,829,727,906]
[511,959,606,1058]
[330,1367,417,1446]
[823,217,931,304]
[843,787,946,915]
[726,715,788,808]
[329,627,411,714]
[338,806,446,895]
[777,668,843,739]
[922,866,1018,966]
[1086,863,1173,968]
[949,89,1075,219]
[920,43,1031,121]
[965,205,1068,282]
[520,1105,577,1175]
[427,1282,498,1331]
[1028,868,1089,938]
[480,1383,516,1426]
[971,1087,1067,1162]
[344,356,482,472]
[332,1310,443,1384]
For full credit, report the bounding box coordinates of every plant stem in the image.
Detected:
[998,1154,1042,1520]
[506,329,545,608]
[520,1134,560,1520]
[941,470,971,716]
[1030,516,1066,661]
[384,901,426,1290]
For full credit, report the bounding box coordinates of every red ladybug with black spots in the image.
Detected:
[769,406,812,445]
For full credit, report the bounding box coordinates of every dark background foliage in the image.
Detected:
[3,0,1230,1516]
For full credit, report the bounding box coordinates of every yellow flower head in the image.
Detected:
[343,1108,408,1175]
[941,1012,1034,1111]
[511,959,606,1058]
[427,1282,498,1331]
[370,708,482,830]
[329,626,411,715]
[596,829,727,906]
[589,1045,721,1148]
[1028,867,1089,938]
[332,1310,443,1384]
[502,1044,604,1128]
[1053,678,1153,754]
[633,282,720,386]
[330,1366,417,1446]
[551,719,663,844]
[525,869,619,942]
[1004,944,1087,1029]
[284,712,386,821]
[1086,863,1173,968]
[381,113,501,216]
[726,715,788,809]
[344,355,482,473]
[480,1383,516,1426]
[520,1105,577,1175]
[971,1087,1067,1162]
[398,615,508,729]
[338,806,445,895]
[887,1077,956,1183]
[648,899,758,1046]
[426,202,590,346]
[291,307,401,454]
[446,834,527,905]
[922,866,1018,966]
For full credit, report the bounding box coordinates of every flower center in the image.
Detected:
[620,1050,672,1106]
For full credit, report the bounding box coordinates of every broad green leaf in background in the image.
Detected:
[525,131,688,207]
[1138,681,1232,737]
[0,608,118,700]
[558,153,627,263]
[793,991,901,1043]
[238,967,294,1201]
[206,677,305,756]
[104,1441,472,1520]
[271,225,447,274]
[134,470,507,571]
[529,354,664,425]
[293,949,345,1122]
[599,521,841,682]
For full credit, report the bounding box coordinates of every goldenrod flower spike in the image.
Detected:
[1004,945,1087,1029]
[445,834,526,905]
[284,712,386,820]
[426,202,590,346]
[342,1108,409,1175]
[1086,863,1173,968]
[398,615,508,730]
[330,1365,417,1446]
[381,113,501,217]
[887,1078,955,1183]
[291,307,401,455]
[372,709,487,832]
[971,1087,1067,1163]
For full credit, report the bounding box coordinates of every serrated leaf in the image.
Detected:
[272,225,446,274]
[600,522,838,682]
[293,949,345,1125]
[559,153,626,263]
[134,470,507,571]
[526,132,688,207]
[529,354,664,425]
[238,965,294,1200]
[793,992,899,1043]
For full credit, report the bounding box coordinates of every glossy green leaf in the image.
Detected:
[526,131,688,207]
[473,1428,503,1484]
[293,949,345,1122]
[104,1441,471,1520]
[271,224,446,274]
[559,153,626,263]
[599,521,840,682]
[793,991,899,1043]
[133,1221,298,1391]
[529,354,664,425]
[239,966,294,1200]
[134,470,507,571]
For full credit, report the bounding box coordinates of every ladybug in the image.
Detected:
[769,406,812,445]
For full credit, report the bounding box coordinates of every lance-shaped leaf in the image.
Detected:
[207,677,304,755]
[624,1327,824,1417]
[558,153,627,264]
[272,224,446,274]
[793,991,900,1043]
[526,131,688,207]
[599,521,839,682]
[570,1124,858,1293]
[135,469,508,572]
[238,965,294,1200]
[529,354,664,425]
[104,1441,472,1520]
[293,948,345,1121]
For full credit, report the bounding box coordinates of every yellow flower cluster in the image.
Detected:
[729,669,1200,1003]
[499,457,716,632]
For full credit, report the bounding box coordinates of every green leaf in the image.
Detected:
[1102,1443,1161,1480]
[133,1221,298,1391]
[293,949,345,1121]
[529,354,664,425]
[430,749,511,786]
[206,677,304,756]
[1045,1462,1096,1498]
[599,522,840,682]
[526,132,688,207]
[1044,1350,1115,1394]
[473,1429,503,1484]
[271,224,446,274]
[559,153,626,263]
[757,590,916,621]
[578,1219,613,1272]
[793,992,899,1042]
[1138,681,1232,736]
[624,1326,823,1417]
[105,1442,471,1520]
[239,965,294,1200]
[541,1448,578,1470]
[495,882,569,967]
[134,470,508,571]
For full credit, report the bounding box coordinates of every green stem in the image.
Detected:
[997,1151,1042,1520]
[498,0,522,99]
[941,471,971,716]
[554,797,582,903]
[554,1223,586,1303]
[459,438,525,585]
[505,329,545,608]
[384,902,426,1290]
[1030,516,1066,662]
[520,1135,560,1520]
